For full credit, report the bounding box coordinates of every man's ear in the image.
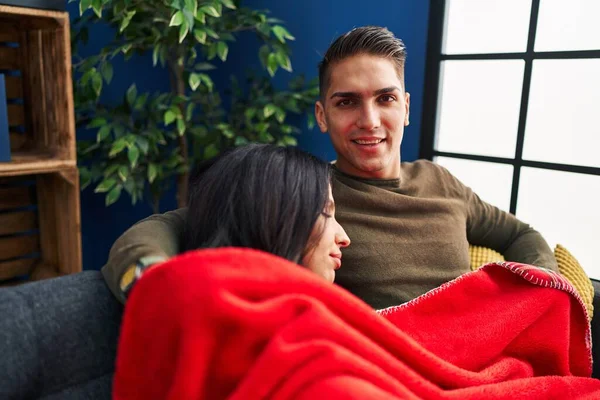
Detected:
[315,101,328,133]
[404,92,411,126]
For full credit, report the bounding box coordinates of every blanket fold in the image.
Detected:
[114,248,600,399]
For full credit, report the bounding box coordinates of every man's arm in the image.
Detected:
[464,188,558,271]
[101,208,188,303]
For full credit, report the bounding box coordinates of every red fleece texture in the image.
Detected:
[114,248,600,399]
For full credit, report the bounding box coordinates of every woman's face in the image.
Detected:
[301,185,351,282]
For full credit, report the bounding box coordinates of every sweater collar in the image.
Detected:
[332,164,402,189]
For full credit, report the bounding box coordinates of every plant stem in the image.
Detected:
[168,54,190,208]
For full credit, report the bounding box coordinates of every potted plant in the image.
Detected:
[72,0,318,212]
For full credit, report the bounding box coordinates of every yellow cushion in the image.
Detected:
[469,246,504,270]
[468,244,594,321]
[554,244,594,321]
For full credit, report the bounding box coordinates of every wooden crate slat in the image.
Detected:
[0,46,19,69]
[0,210,37,235]
[8,131,28,152]
[0,257,37,280]
[0,6,66,29]
[0,185,34,210]
[7,103,25,126]
[0,234,39,260]
[4,75,23,99]
[36,169,81,275]
[0,27,19,43]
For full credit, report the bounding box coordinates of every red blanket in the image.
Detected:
[114,248,600,399]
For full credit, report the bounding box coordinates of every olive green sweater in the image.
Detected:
[102,160,557,308]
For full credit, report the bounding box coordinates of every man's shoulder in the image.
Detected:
[401,159,452,180]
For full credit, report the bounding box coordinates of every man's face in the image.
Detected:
[315,54,410,180]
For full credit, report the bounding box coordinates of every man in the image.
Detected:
[103,26,557,307]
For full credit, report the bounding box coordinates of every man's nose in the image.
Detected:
[356,103,381,131]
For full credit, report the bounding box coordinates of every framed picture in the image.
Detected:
[0,74,10,162]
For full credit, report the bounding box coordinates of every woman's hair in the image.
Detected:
[184,144,331,264]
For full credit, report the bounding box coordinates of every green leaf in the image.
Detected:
[119,11,136,33]
[199,73,213,91]
[272,25,295,43]
[207,43,217,60]
[79,167,92,190]
[267,53,278,76]
[96,125,111,142]
[94,178,117,193]
[100,62,113,84]
[194,10,206,24]
[152,45,161,66]
[204,143,219,159]
[148,163,158,183]
[258,44,270,68]
[87,117,106,129]
[164,110,177,125]
[136,136,150,154]
[79,0,92,15]
[184,0,198,16]
[282,136,298,146]
[203,26,219,39]
[193,28,206,44]
[244,108,256,120]
[109,139,127,157]
[128,146,140,168]
[134,93,148,110]
[234,136,248,146]
[179,22,189,43]
[275,108,286,123]
[307,113,316,130]
[176,118,186,136]
[195,62,215,71]
[201,5,220,17]
[126,84,137,107]
[275,51,292,72]
[92,72,102,97]
[91,0,102,17]
[263,104,277,118]
[169,10,184,26]
[186,103,195,121]
[105,185,123,206]
[118,166,129,181]
[217,41,228,61]
[189,72,201,91]
[220,0,236,9]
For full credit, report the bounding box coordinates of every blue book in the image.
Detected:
[0,74,10,162]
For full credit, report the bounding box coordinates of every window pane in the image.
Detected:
[516,168,600,279]
[535,0,600,52]
[435,157,513,211]
[436,60,524,158]
[443,0,532,54]
[523,59,600,168]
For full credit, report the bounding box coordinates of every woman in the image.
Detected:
[184,143,350,283]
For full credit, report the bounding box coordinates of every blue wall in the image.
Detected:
[69,0,430,270]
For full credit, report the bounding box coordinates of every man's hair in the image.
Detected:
[184,144,331,265]
[318,26,407,99]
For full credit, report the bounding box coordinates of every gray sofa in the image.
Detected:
[0,272,122,400]
[1,272,599,399]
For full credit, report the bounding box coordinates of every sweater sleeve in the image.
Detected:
[462,184,558,271]
[101,208,188,303]
[432,164,558,271]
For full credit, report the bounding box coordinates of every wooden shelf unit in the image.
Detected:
[0,5,81,284]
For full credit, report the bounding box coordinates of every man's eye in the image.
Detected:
[321,211,333,218]
[378,95,396,103]
[337,99,354,107]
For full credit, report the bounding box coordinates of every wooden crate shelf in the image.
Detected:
[0,4,81,284]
